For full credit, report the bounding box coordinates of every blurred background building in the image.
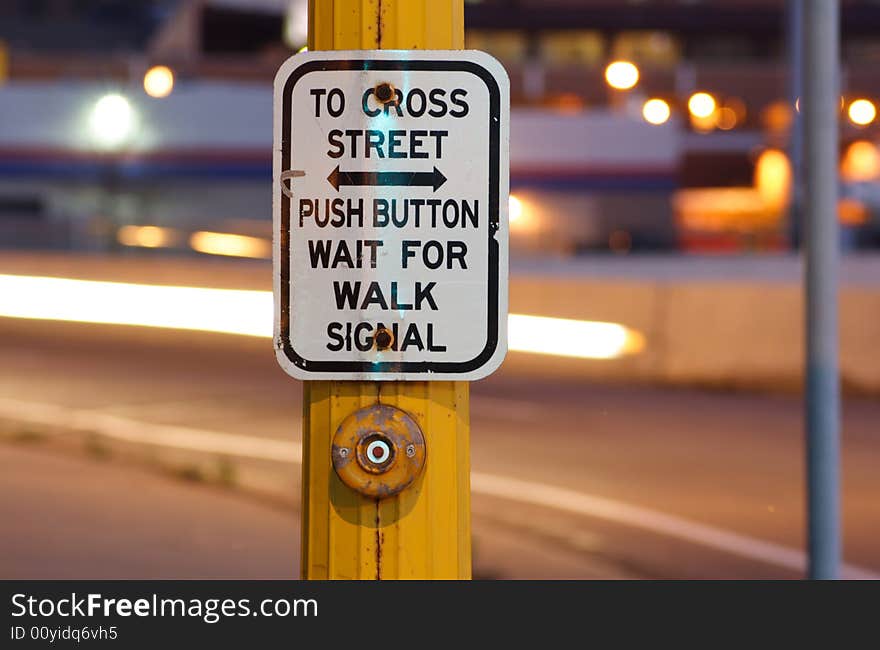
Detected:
[2,0,880,257]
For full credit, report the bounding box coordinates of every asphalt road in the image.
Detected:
[1,317,878,579]
[0,444,300,579]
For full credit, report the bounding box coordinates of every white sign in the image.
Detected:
[273,50,509,381]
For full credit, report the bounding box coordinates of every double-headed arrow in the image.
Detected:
[327,165,447,192]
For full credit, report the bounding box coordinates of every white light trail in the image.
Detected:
[0,275,644,360]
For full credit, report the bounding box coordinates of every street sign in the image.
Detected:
[273,50,509,381]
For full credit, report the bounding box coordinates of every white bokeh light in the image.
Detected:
[285,0,309,48]
[642,98,671,125]
[89,94,136,149]
[604,61,639,90]
[508,194,523,223]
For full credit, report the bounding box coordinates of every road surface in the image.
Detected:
[1,317,878,579]
[0,444,300,579]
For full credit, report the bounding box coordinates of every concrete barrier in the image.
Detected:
[509,255,880,394]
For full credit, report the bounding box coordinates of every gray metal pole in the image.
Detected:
[787,0,804,248]
[802,0,841,580]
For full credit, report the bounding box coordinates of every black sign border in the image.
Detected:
[279,58,502,375]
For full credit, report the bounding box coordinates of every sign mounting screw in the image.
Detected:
[375,327,394,350]
[375,82,396,104]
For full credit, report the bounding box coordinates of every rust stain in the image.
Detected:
[374,501,382,580]
[375,0,383,49]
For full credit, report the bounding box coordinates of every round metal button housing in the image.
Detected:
[331,404,426,499]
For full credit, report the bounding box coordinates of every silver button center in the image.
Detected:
[366,440,391,465]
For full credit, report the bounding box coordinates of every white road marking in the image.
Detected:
[469,473,877,580]
[0,395,875,579]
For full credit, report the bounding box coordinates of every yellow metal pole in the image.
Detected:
[301,0,470,580]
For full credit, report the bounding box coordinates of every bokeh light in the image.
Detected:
[642,98,671,125]
[763,100,793,133]
[284,0,309,49]
[841,140,880,182]
[754,148,792,212]
[88,94,135,149]
[688,92,716,119]
[604,61,639,90]
[189,232,272,259]
[717,106,738,130]
[848,99,876,126]
[143,65,174,98]
[117,225,178,249]
[508,195,523,223]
